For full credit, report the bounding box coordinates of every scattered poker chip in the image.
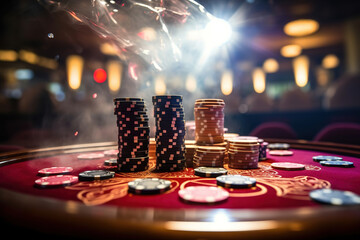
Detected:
[268,150,293,156]
[104,158,117,166]
[271,162,305,170]
[78,170,115,181]
[216,175,257,189]
[103,149,119,157]
[178,186,229,204]
[38,166,73,176]
[268,143,290,150]
[35,175,78,188]
[128,178,172,194]
[194,167,228,178]
[77,153,105,160]
[309,188,360,205]
[312,155,343,162]
[320,160,354,168]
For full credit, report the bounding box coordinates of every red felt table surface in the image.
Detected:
[0,148,359,209]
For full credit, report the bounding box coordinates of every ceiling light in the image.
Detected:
[284,19,319,37]
[280,44,302,58]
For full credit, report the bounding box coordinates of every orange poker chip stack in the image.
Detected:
[194,99,225,145]
[193,146,227,168]
[227,137,260,169]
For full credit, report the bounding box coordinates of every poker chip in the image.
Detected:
[268,150,293,156]
[114,98,150,172]
[271,162,305,170]
[104,158,117,166]
[227,137,259,169]
[216,175,256,189]
[268,143,290,150]
[194,167,228,178]
[312,155,343,162]
[259,141,268,161]
[194,99,225,144]
[178,186,229,204]
[38,166,73,176]
[103,149,119,157]
[128,178,172,194]
[153,95,186,172]
[320,160,354,168]
[309,188,360,205]
[78,170,115,181]
[193,146,226,168]
[35,175,78,188]
[77,153,105,160]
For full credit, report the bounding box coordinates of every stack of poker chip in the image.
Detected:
[227,137,260,169]
[193,146,226,168]
[257,139,268,161]
[152,95,186,172]
[113,97,149,172]
[194,99,225,145]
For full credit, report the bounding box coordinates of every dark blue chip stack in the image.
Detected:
[152,95,186,172]
[113,97,150,172]
[258,139,268,161]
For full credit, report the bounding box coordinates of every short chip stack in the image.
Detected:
[152,95,186,172]
[193,146,226,168]
[258,139,268,161]
[194,99,225,145]
[227,137,260,169]
[113,97,150,172]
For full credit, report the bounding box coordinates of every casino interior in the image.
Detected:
[0,0,360,239]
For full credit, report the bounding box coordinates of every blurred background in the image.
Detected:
[0,0,360,150]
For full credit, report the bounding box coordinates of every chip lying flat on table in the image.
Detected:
[309,189,360,205]
[128,178,172,194]
[78,170,115,181]
[35,175,78,188]
[216,175,256,189]
[194,167,228,178]
[178,186,229,204]
[38,166,73,176]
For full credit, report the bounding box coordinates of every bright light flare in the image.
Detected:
[293,55,309,87]
[204,18,232,46]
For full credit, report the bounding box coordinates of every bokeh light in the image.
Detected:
[93,68,107,83]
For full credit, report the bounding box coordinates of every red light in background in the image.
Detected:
[93,68,107,83]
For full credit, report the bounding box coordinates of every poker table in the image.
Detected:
[0,139,359,240]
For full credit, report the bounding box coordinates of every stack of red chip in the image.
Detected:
[193,146,226,168]
[227,137,259,169]
[194,99,225,144]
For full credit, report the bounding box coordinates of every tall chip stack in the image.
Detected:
[194,99,225,145]
[152,95,186,172]
[227,137,260,169]
[113,98,150,172]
